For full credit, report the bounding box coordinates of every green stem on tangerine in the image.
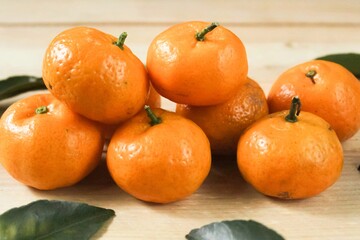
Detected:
[195,22,219,41]
[285,96,301,123]
[114,32,128,50]
[35,106,48,114]
[305,69,317,84]
[144,105,162,126]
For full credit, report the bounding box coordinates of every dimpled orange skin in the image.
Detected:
[237,110,343,199]
[176,78,268,155]
[146,21,248,106]
[101,84,162,140]
[106,108,212,203]
[267,60,360,142]
[42,26,149,124]
[0,94,104,190]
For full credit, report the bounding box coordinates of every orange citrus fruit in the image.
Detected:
[101,83,161,140]
[0,93,104,190]
[267,59,360,142]
[237,97,343,199]
[176,77,268,155]
[106,106,211,203]
[146,21,248,105]
[42,26,149,124]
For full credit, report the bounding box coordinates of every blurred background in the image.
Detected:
[1,0,360,94]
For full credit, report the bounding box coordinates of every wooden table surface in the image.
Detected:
[1,1,359,239]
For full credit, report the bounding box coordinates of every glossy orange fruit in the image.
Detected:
[267,59,360,142]
[237,97,343,199]
[106,106,211,203]
[101,83,161,140]
[42,26,149,124]
[0,93,104,190]
[176,77,268,155]
[146,21,248,106]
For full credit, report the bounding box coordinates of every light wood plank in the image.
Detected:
[1,0,360,25]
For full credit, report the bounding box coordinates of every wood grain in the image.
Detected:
[0,1,359,239]
[1,0,360,25]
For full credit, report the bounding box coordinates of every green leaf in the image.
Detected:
[0,199,115,240]
[0,75,47,101]
[186,220,285,240]
[315,53,360,79]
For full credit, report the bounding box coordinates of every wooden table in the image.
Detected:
[1,1,359,239]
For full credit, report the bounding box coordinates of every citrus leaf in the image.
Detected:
[186,220,285,240]
[0,199,115,240]
[0,75,47,101]
[315,53,360,79]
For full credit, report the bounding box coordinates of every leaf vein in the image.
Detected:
[35,211,114,240]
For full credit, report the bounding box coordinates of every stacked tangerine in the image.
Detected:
[0,24,212,203]
[0,21,359,203]
[0,27,153,191]
[147,21,268,156]
[243,59,360,199]
[147,22,359,201]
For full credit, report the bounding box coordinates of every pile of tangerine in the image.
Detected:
[1,21,359,203]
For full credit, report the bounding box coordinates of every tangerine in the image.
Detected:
[146,21,248,105]
[106,106,211,203]
[267,59,360,141]
[237,96,343,199]
[0,93,104,190]
[176,77,268,155]
[101,83,161,140]
[42,27,149,124]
